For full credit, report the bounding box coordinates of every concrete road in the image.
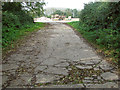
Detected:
[2,23,118,88]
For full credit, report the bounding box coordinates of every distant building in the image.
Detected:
[51,14,66,21]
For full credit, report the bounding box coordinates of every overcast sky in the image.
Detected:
[44,0,97,10]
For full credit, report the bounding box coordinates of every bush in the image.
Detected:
[80,2,120,31]
[79,2,120,62]
[68,21,120,63]
[2,11,33,29]
[2,22,45,50]
[2,11,21,29]
[2,11,34,47]
[14,11,33,27]
[2,2,46,54]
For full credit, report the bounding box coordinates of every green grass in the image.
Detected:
[2,22,46,55]
[68,21,119,65]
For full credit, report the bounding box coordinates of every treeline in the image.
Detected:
[2,2,45,50]
[52,9,80,18]
[45,8,80,18]
[2,3,33,30]
[80,2,120,31]
[68,2,120,64]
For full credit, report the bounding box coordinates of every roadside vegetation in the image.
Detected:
[68,2,120,65]
[2,2,46,55]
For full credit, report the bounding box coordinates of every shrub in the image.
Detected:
[68,21,120,63]
[2,11,21,29]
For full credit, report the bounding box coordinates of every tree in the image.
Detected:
[2,2,22,12]
[73,9,79,18]
[2,2,46,18]
[45,8,57,16]
[65,8,72,18]
[52,10,65,16]
[22,2,45,17]
[45,8,80,18]
[80,2,120,30]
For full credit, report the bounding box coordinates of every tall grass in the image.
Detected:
[2,22,46,53]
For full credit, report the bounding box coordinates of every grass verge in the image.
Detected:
[67,21,119,66]
[2,22,47,58]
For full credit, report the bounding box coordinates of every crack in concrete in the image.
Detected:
[2,23,118,88]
